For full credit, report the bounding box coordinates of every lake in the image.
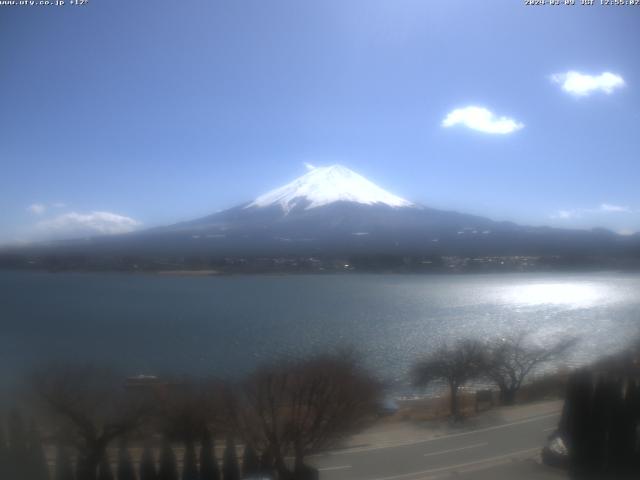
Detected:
[1,270,639,393]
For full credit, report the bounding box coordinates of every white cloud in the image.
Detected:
[550,209,578,220]
[551,203,633,220]
[442,106,524,134]
[304,162,317,171]
[598,203,630,213]
[27,203,47,215]
[550,71,625,96]
[27,202,67,215]
[37,211,140,238]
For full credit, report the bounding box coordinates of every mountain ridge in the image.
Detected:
[1,165,639,270]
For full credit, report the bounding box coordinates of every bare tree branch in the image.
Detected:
[485,333,578,405]
[412,340,486,420]
[234,352,380,478]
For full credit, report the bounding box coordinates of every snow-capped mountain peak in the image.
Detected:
[247,164,413,212]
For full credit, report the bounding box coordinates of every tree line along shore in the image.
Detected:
[0,330,589,480]
[3,252,640,274]
[4,332,640,478]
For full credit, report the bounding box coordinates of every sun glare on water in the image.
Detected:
[502,282,609,308]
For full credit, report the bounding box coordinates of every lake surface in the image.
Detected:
[1,270,639,393]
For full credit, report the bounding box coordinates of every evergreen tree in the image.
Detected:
[53,444,74,480]
[76,454,92,480]
[629,382,640,472]
[259,449,273,476]
[587,377,610,474]
[98,454,114,480]
[117,441,137,480]
[28,420,50,480]
[0,422,8,480]
[563,370,593,477]
[8,409,29,480]
[241,445,260,477]
[158,439,178,480]
[139,444,157,480]
[221,437,239,480]
[608,378,635,476]
[198,430,219,480]
[182,440,198,480]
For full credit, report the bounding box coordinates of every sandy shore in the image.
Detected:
[155,269,221,276]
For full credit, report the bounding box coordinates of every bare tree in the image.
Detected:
[32,365,151,480]
[156,377,226,444]
[235,352,380,479]
[485,332,577,405]
[412,340,486,420]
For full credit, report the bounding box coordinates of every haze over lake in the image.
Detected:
[2,270,639,393]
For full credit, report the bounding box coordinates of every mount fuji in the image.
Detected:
[3,165,639,267]
[246,164,413,212]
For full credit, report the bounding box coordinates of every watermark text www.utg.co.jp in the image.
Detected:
[0,0,88,7]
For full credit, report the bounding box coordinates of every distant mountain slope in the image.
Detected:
[2,165,639,261]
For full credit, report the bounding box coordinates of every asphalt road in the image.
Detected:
[310,411,564,480]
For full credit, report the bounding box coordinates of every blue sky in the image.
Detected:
[1,0,639,243]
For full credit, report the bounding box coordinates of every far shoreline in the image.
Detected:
[1,266,639,279]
